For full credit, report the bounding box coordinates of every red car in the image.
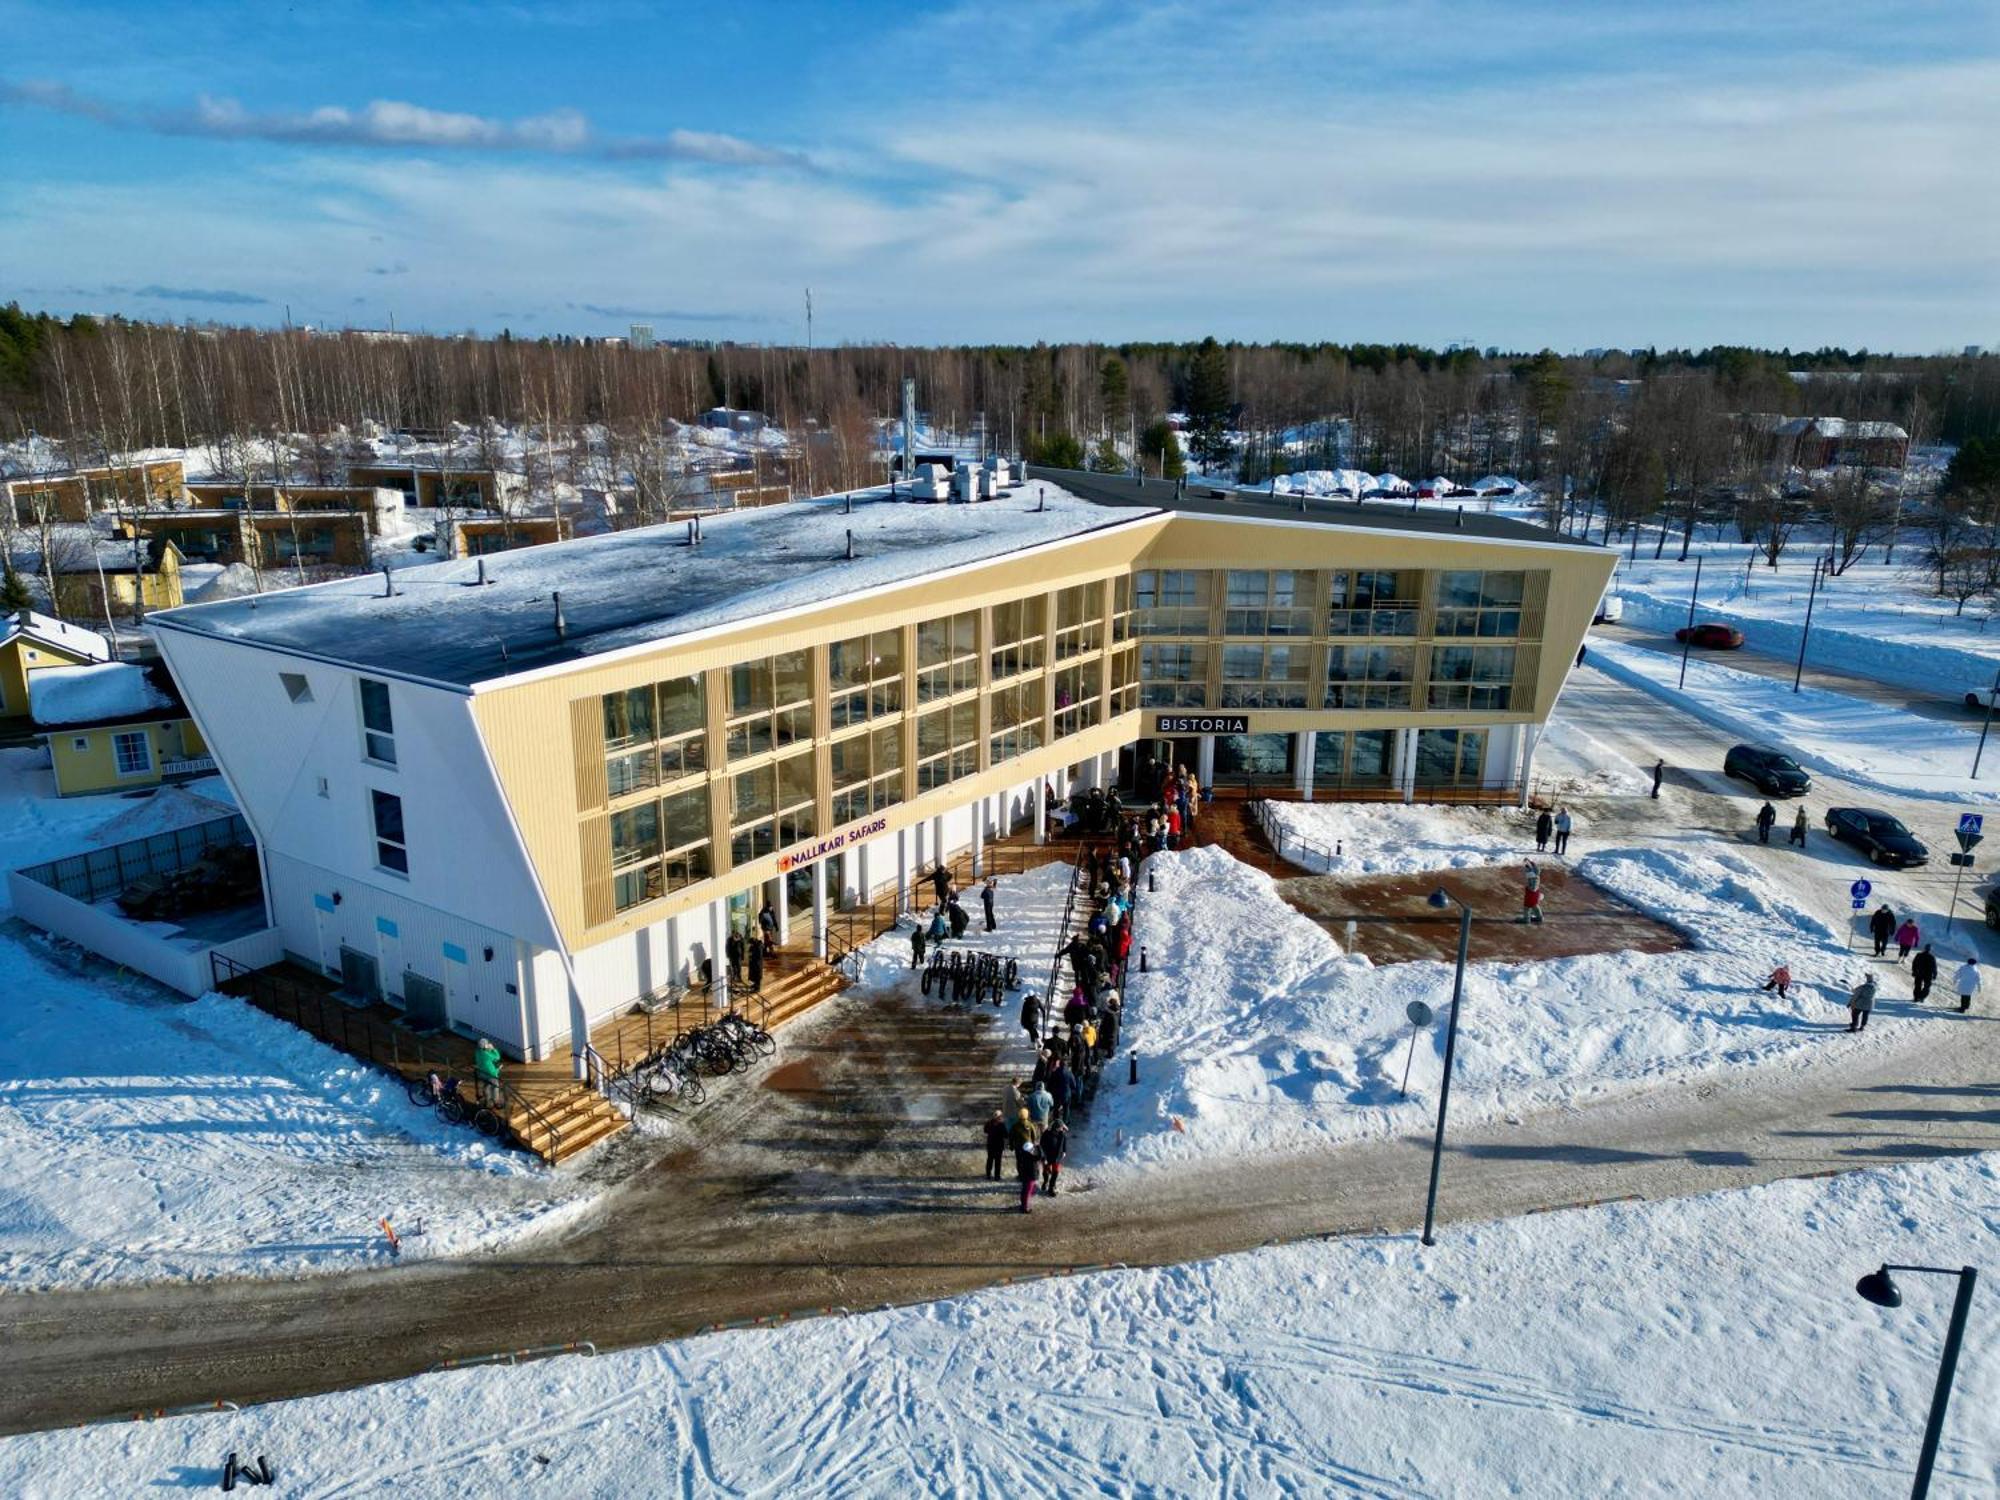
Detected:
[1675,622,1744,649]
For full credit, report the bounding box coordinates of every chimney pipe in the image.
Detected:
[497,637,510,663]
[1410,494,1421,513]
[476,557,488,586]
[380,566,395,597]
[686,519,696,546]
[1456,505,1465,528]
[553,590,567,639]
[846,529,855,560]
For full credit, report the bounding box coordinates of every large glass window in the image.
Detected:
[989,596,1046,680]
[1139,643,1209,708]
[603,675,707,795]
[1111,574,1134,644]
[1434,571,1525,638]
[829,630,904,730]
[1134,569,1211,636]
[1052,658,1102,738]
[1327,571,1419,637]
[1223,570,1313,636]
[916,611,979,703]
[729,747,817,865]
[1428,645,1517,712]
[917,701,979,791]
[1312,729,1395,787]
[1053,581,1104,661]
[113,730,152,776]
[1109,643,1139,715]
[726,653,813,760]
[611,785,712,912]
[1415,728,1488,787]
[989,676,1045,764]
[1325,644,1415,709]
[1219,643,1310,708]
[831,723,903,826]
[359,678,396,766]
[371,788,408,874]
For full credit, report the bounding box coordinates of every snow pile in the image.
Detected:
[0,957,591,1289]
[1088,807,1868,1176]
[188,561,261,601]
[6,1155,1992,1494]
[84,783,235,844]
[27,662,173,726]
[1588,640,2000,805]
[1271,468,1415,498]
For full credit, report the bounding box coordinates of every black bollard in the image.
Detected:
[1148,869,1157,893]
[1139,947,1148,972]
[1129,1052,1138,1085]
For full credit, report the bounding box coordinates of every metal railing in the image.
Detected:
[209,952,566,1162]
[19,814,251,906]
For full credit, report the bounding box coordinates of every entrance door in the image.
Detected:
[403,972,448,1031]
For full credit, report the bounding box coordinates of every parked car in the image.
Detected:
[1675,622,1745,649]
[1983,879,2000,931]
[1824,808,1929,867]
[1723,744,1812,796]
[1963,686,2000,712]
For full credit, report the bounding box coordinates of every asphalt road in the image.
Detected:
[2,672,1997,1434]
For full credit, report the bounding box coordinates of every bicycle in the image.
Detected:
[408,1070,502,1137]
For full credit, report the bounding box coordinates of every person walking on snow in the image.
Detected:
[1533,809,1553,852]
[1553,806,1574,855]
[1790,806,1809,847]
[1040,1115,1070,1196]
[982,876,998,932]
[1010,1110,1040,1213]
[1027,1081,1055,1130]
[1911,944,1938,1002]
[930,864,952,906]
[910,918,928,970]
[1519,860,1543,925]
[1954,957,1982,1014]
[1019,991,1043,1050]
[472,1037,503,1108]
[928,905,949,947]
[1848,974,1878,1032]
[1894,917,1921,962]
[1759,963,1792,999]
[982,1110,1008,1180]
[1755,801,1776,844]
[1868,903,1897,958]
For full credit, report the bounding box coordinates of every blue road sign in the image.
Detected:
[1850,879,1872,901]
[1852,898,1867,910]
[1960,813,1984,835]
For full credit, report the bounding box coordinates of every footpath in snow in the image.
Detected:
[1588,639,2000,805]
[0,751,593,1289]
[3,1154,1991,1495]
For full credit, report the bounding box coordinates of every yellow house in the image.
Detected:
[30,660,212,796]
[0,610,112,720]
[53,540,185,620]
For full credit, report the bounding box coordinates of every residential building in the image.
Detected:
[30,660,212,796]
[699,407,769,434]
[5,459,187,524]
[119,510,373,571]
[1739,415,1910,471]
[0,610,111,720]
[53,539,185,619]
[439,515,566,558]
[149,470,1612,1066]
[183,482,405,534]
[345,464,523,511]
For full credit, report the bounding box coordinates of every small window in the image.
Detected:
[281,672,314,704]
[371,789,409,874]
[113,731,152,776]
[71,736,88,751]
[359,678,396,766]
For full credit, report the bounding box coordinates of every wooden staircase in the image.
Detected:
[506,1080,630,1165]
[751,947,850,1031]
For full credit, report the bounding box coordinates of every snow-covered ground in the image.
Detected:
[0,759,593,1289]
[1589,639,2000,804]
[5,1153,1990,1496]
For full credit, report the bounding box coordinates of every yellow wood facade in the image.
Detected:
[48,715,209,796]
[470,511,1613,954]
[53,544,185,620]
[0,634,101,719]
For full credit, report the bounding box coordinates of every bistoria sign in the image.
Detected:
[776,814,889,873]
[1153,714,1250,735]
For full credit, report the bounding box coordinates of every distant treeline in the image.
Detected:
[2,303,1995,492]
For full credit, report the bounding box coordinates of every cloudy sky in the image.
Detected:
[2,0,1993,350]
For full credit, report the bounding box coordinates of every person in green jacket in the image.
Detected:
[473,1038,503,1107]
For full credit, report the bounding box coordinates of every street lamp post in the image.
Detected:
[1855,1263,1979,1500]
[1793,556,1822,693]
[1677,555,1704,691]
[1420,888,1473,1246]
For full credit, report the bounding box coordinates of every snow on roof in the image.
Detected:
[30,661,177,726]
[87,784,237,845]
[151,482,1159,689]
[1,610,110,663]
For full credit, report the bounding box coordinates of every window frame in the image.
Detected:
[358,677,397,767]
[112,730,152,777]
[371,788,409,875]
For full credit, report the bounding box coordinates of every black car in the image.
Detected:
[1824,808,1929,867]
[1723,744,1811,796]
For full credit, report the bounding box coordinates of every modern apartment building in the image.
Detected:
[148,469,1612,1068]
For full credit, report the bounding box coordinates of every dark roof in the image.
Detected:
[1028,467,1602,549]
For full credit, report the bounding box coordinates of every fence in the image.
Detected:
[16,814,251,906]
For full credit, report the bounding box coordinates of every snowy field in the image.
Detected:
[0,754,592,1289]
[1589,639,2000,804]
[4,1154,1991,1497]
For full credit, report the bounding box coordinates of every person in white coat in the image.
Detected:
[1953,958,1982,1014]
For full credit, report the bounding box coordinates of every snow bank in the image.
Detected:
[7,1154,1992,1494]
[0,948,592,1290]
[84,782,234,843]
[27,662,173,725]
[1588,639,2000,805]
[188,561,261,601]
